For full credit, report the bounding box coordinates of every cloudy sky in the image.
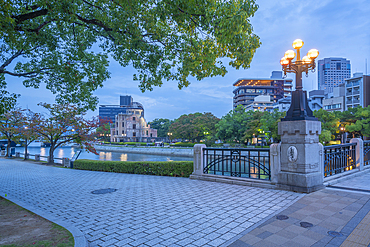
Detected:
[7,0,370,122]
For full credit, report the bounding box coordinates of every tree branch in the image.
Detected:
[12,8,48,24]
[0,50,24,71]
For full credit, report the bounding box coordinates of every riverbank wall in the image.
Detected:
[94,145,194,157]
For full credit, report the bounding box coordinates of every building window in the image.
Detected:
[133,117,136,121]
[133,124,136,129]
[122,130,124,134]
[133,132,136,137]
[122,122,124,127]
[146,130,148,135]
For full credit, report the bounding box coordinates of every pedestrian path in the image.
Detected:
[0,158,302,247]
[227,171,370,247]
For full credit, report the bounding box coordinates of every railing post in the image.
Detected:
[270,143,281,184]
[35,154,40,161]
[62,158,71,168]
[193,144,206,175]
[15,152,20,158]
[350,138,364,170]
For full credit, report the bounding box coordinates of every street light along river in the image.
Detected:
[14,146,192,162]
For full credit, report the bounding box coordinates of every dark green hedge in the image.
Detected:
[74,159,193,177]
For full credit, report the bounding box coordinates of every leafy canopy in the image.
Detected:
[1,0,261,111]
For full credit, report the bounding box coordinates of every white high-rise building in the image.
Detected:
[317,58,351,94]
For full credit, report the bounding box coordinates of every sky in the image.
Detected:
[6,0,370,122]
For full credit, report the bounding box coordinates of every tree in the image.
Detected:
[345,106,370,138]
[95,118,112,142]
[1,0,260,110]
[243,110,264,144]
[33,103,99,164]
[260,109,286,143]
[148,118,173,137]
[216,105,248,143]
[314,109,339,143]
[0,108,25,156]
[16,110,39,159]
[169,112,219,142]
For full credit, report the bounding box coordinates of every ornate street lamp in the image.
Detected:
[280,39,319,121]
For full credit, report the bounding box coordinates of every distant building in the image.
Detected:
[110,111,157,143]
[273,97,291,112]
[323,83,345,112]
[318,57,351,94]
[244,95,274,112]
[99,95,144,124]
[308,90,324,111]
[345,73,370,110]
[233,71,292,109]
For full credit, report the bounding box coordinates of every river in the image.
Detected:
[13,146,193,162]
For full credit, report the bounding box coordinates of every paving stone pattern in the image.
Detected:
[0,159,302,247]
[228,189,370,247]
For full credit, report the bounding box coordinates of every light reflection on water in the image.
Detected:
[15,146,192,162]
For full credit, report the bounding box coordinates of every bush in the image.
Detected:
[74,159,193,177]
[173,142,200,147]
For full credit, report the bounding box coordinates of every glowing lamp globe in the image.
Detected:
[302,56,311,64]
[292,39,304,49]
[280,57,290,66]
[284,50,296,60]
[308,49,319,59]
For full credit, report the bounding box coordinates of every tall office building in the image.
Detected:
[99,95,144,124]
[233,71,292,110]
[345,73,370,110]
[318,58,351,94]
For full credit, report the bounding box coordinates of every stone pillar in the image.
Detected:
[63,158,71,168]
[277,120,324,193]
[193,144,206,175]
[35,154,40,161]
[350,138,364,170]
[270,143,281,184]
[15,152,20,158]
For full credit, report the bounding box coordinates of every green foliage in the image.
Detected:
[260,109,286,142]
[173,142,199,147]
[314,109,340,143]
[319,130,332,144]
[74,159,193,177]
[243,110,264,141]
[216,105,248,143]
[1,0,260,111]
[169,112,219,142]
[345,106,370,138]
[148,118,173,137]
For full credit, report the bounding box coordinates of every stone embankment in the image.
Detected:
[94,145,194,157]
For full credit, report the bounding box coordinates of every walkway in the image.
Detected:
[228,171,370,247]
[0,158,301,247]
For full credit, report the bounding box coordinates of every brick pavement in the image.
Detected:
[227,170,370,247]
[0,158,302,247]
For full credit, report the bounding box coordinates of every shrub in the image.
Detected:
[74,159,193,177]
[173,142,200,147]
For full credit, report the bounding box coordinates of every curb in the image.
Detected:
[0,194,88,247]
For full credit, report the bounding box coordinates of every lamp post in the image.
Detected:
[339,124,346,144]
[24,126,28,160]
[280,39,319,121]
[167,132,172,142]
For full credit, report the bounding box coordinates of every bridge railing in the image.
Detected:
[364,140,370,167]
[203,147,270,180]
[324,143,356,177]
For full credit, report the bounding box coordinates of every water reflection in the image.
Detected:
[15,146,192,162]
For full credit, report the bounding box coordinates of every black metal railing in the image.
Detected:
[324,143,356,177]
[203,148,270,180]
[364,141,370,167]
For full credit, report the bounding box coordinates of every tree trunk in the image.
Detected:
[24,142,28,160]
[48,146,54,164]
[6,139,11,157]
